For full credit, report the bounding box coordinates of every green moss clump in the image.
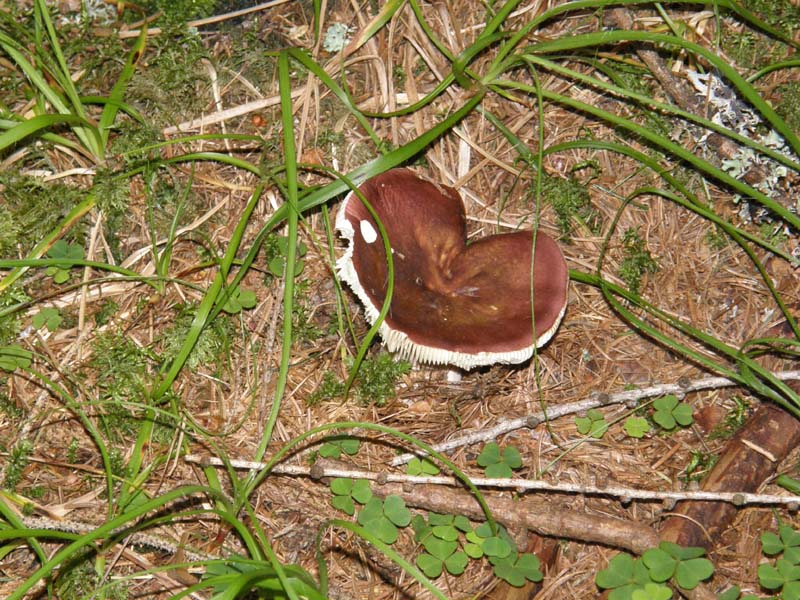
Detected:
[540,174,600,241]
[307,353,411,407]
[618,227,659,295]
[0,173,87,253]
[775,81,800,135]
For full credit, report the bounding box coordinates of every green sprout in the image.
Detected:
[318,437,360,459]
[46,240,83,284]
[618,227,659,296]
[476,442,523,478]
[329,477,371,516]
[624,416,650,439]
[576,409,609,439]
[652,395,694,431]
[32,307,62,332]
[356,495,411,544]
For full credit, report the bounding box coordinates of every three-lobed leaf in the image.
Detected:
[624,416,650,438]
[576,408,609,438]
[652,395,694,430]
[407,456,440,475]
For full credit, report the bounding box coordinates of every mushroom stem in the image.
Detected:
[446,369,464,383]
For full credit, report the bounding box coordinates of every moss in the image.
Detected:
[160,303,234,372]
[0,172,88,253]
[353,353,411,407]
[55,553,128,600]
[618,227,659,295]
[0,286,32,346]
[3,439,33,491]
[307,353,411,407]
[127,27,210,125]
[722,0,800,69]
[540,173,600,241]
[88,332,156,441]
[775,81,800,135]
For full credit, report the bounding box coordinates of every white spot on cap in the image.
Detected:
[360,220,378,244]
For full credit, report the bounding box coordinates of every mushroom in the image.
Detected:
[335,168,568,370]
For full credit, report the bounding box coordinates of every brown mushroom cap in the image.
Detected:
[336,168,568,370]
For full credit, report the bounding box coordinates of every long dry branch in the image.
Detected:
[390,370,800,466]
[185,454,800,508]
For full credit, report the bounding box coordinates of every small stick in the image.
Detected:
[185,453,800,508]
[390,370,800,466]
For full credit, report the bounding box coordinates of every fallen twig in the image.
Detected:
[389,370,800,466]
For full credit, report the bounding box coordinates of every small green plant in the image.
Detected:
[329,477,371,516]
[356,495,412,544]
[66,438,80,464]
[46,240,83,284]
[477,442,523,478]
[307,371,346,405]
[410,514,542,586]
[412,513,472,578]
[596,543,714,599]
[265,234,308,279]
[318,436,360,459]
[759,524,800,598]
[652,395,694,431]
[471,522,543,587]
[681,450,717,484]
[3,438,33,490]
[541,173,600,240]
[161,303,233,371]
[407,457,440,476]
[221,285,257,315]
[54,553,128,600]
[351,353,411,407]
[576,409,609,439]
[762,524,800,563]
[618,227,659,296]
[93,299,119,327]
[32,307,62,332]
[624,416,650,438]
[291,279,324,343]
[709,396,750,441]
[309,354,410,406]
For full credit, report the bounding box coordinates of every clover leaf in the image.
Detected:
[576,408,609,439]
[329,477,371,516]
[762,524,800,564]
[491,552,543,587]
[407,456,440,476]
[267,236,307,278]
[477,442,523,478]
[357,495,410,544]
[758,558,800,594]
[631,582,672,600]
[32,307,62,332]
[652,395,694,430]
[596,553,652,599]
[222,286,257,314]
[624,416,650,438]
[319,437,360,459]
[46,240,83,284]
